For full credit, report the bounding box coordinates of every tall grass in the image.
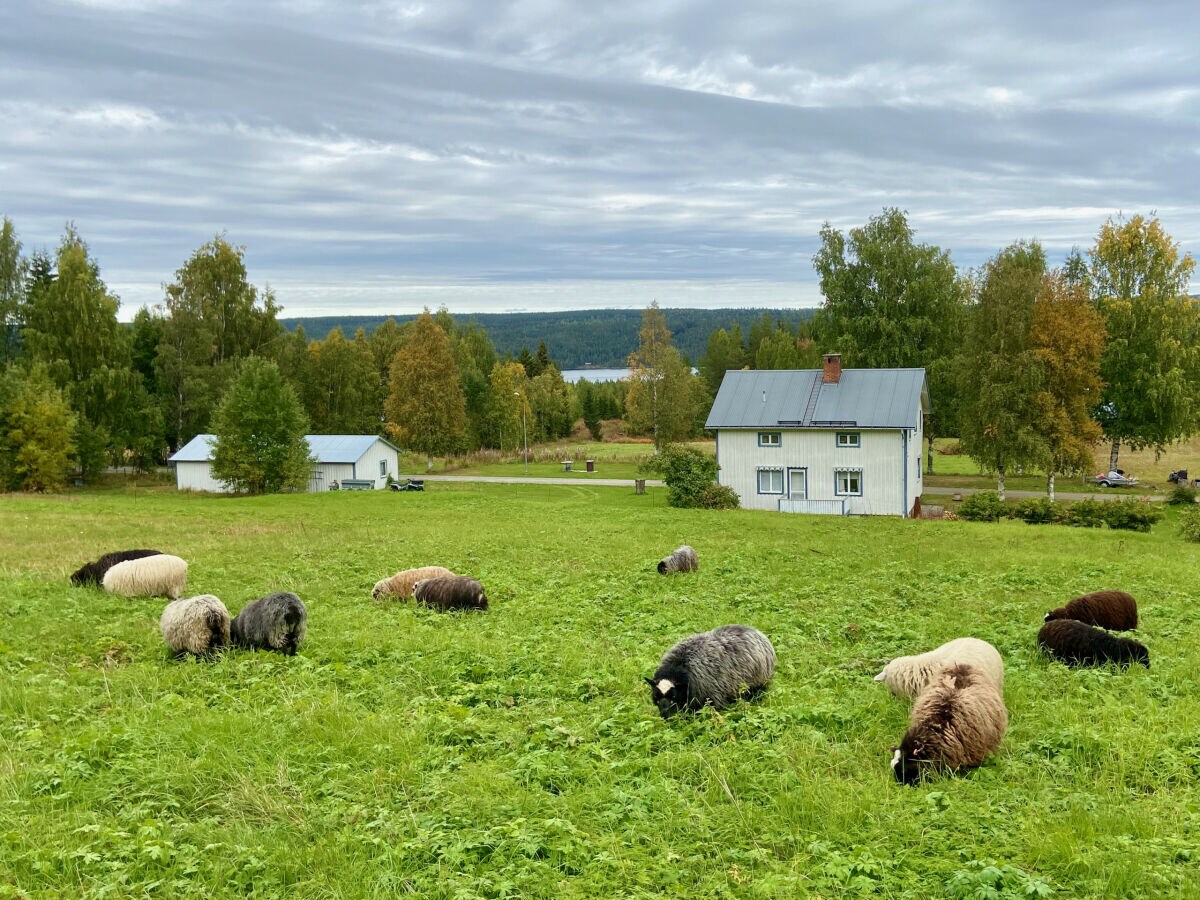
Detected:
[0,484,1197,897]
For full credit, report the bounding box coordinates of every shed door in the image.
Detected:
[787,468,807,500]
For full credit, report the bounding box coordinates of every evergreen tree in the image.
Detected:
[957,241,1048,499]
[1088,214,1200,468]
[384,310,468,460]
[0,216,25,364]
[210,358,313,494]
[698,325,747,395]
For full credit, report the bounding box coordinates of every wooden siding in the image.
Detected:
[174,461,231,493]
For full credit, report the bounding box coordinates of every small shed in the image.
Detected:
[169,434,402,493]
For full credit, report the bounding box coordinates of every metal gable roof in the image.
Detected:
[704,368,929,430]
[168,434,400,464]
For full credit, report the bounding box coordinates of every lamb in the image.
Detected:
[892,662,1008,784]
[647,624,775,718]
[1044,590,1138,632]
[71,549,162,587]
[1037,619,1149,668]
[412,575,488,611]
[231,592,307,655]
[657,545,698,575]
[160,594,231,657]
[874,637,1004,697]
[372,565,454,600]
[102,554,188,599]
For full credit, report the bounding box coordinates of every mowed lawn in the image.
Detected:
[1,484,1198,898]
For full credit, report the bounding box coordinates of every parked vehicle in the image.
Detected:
[1092,469,1139,488]
[1168,469,1189,484]
[388,478,425,492]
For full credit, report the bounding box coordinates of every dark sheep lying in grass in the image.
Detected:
[647,624,775,718]
[657,545,698,575]
[103,554,188,600]
[412,576,488,611]
[1037,619,1149,668]
[160,594,231,657]
[372,565,454,600]
[892,663,1008,785]
[1044,590,1138,632]
[232,592,307,655]
[71,549,163,587]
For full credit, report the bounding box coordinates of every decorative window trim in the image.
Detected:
[836,431,861,448]
[758,431,782,447]
[835,468,863,496]
[757,467,784,495]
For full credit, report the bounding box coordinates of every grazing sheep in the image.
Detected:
[1038,619,1149,668]
[1044,590,1138,632]
[71,549,163,587]
[372,565,454,600]
[874,637,1004,697]
[160,594,231,657]
[412,575,488,611]
[892,663,1008,785]
[647,624,775,718]
[657,545,698,575]
[102,554,188,599]
[231,592,307,655]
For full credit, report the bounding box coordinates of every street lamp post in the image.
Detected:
[514,391,528,475]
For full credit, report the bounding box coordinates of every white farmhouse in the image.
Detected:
[705,355,929,516]
[169,434,401,493]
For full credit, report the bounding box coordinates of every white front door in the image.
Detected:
[787,468,807,500]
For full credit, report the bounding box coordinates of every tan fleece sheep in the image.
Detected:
[102,554,189,600]
[160,594,231,656]
[371,565,454,600]
[874,637,1004,697]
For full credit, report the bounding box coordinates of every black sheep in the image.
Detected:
[1038,619,1149,668]
[412,576,488,611]
[71,549,163,587]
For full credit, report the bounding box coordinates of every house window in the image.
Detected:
[757,468,784,494]
[836,432,861,448]
[379,459,388,477]
[835,469,863,496]
[758,432,781,447]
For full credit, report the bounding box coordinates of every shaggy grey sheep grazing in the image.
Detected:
[412,575,488,611]
[647,624,775,718]
[71,549,162,587]
[102,554,188,599]
[160,594,231,657]
[892,663,1008,784]
[657,545,698,575]
[372,565,454,600]
[874,637,1004,697]
[1044,590,1138,632]
[1037,619,1149,668]
[231,592,307,655]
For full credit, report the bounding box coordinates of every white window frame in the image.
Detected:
[757,467,784,495]
[379,459,388,476]
[835,468,863,496]
[836,432,861,448]
[758,432,781,447]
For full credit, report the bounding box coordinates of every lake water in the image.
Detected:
[560,368,631,383]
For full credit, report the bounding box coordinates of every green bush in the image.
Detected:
[1101,498,1163,532]
[1064,498,1108,529]
[1167,484,1197,506]
[958,490,1006,522]
[1009,498,1062,524]
[642,443,725,509]
[1179,506,1200,542]
[695,483,740,509]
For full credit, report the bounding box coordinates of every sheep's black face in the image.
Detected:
[646,674,688,719]
[892,742,928,785]
[477,592,488,610]
[1134,645,1150,668]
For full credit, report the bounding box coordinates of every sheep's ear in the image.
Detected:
[644,677,656,687]
[1043,612,1052,621]
[873,669,886,681]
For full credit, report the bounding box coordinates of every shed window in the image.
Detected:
[835,469,863,496]
[758,431,781,447]
[379,459,388,476]
[836,432,861,448]
[757,468,784,494]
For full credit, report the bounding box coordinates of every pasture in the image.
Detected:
[1,484,1198,898]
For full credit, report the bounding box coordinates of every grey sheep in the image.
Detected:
[647,624,775,718]
[657,545,698,575]
[71,549,162,587]
[232,592,308,655]
[412,575,488,611]
[160,594,231,657]
[1044,590,1138,631]
[892,662,1008,784]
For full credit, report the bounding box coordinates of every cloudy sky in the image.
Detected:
[2,1,1197,320]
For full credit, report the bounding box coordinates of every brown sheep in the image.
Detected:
[1044,590,1137,631]
[372,566,454,600]
[412,576,488,611]
[1038,619,1149,668]
[892,663,1008,784]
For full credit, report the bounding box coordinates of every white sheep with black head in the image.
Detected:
[647,624,775,718]
[103,554,188,599]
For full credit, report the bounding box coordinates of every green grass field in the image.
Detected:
[2,484,1199,897]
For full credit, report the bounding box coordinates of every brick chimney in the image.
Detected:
[822,353,842,384]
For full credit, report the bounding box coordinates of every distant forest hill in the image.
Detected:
[280,307,818,369]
